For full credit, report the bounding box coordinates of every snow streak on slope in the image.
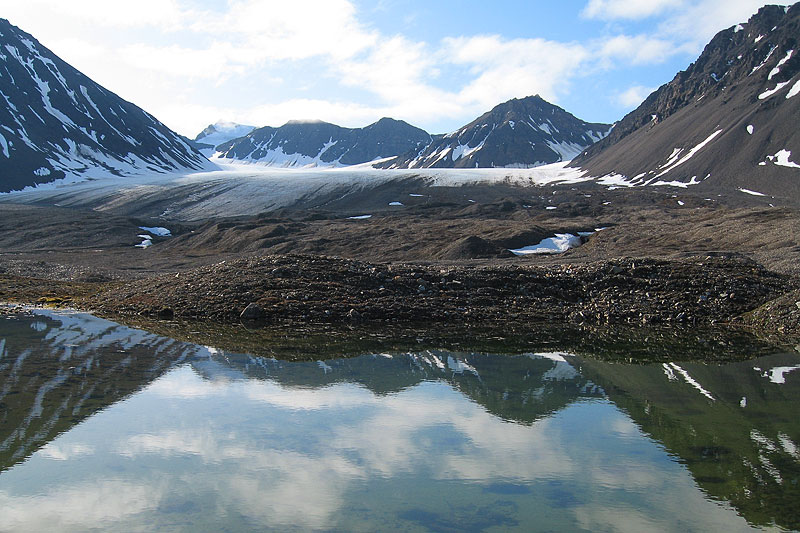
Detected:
[574,4,800,198]
[385,96,612,170]
[0,18,214,192]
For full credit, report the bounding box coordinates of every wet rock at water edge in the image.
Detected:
[240,303,265,321]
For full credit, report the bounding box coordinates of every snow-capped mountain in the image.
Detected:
[214,117,431,167]
[381,95,611,169]
[0,19,214,193]
[194,121,256,156]
[574,3,800,200]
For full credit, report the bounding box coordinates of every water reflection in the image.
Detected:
[0,309,797,532]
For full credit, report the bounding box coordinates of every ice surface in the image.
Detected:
[447,356,478,376]
[654,129,723,178]
[347,215,372,220]
[451,140,485,161]
[509,233,583,255]
[787,79,800,99]
[764,365,800,384]
[767,149,800,169]
[135,235,152,248]
[139,226,171,237]
[768,49,794,80]
[196,122,255,148]
[667,363,714,400]
[388,201,403,206]
[649,176,703,188]
[527,352,573,363]
[738,188,767,196]
[747,125,754,135]
[751,45,778,75]
[758,81,790,99]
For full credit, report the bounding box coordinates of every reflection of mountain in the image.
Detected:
[0,311,203,472]
[576,353,800,531]
[2,309,798,530]
[191,350,604,425]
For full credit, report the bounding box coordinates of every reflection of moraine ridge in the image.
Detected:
[0,310,206,473]
[191,349,605,425]
[575,353,800,531]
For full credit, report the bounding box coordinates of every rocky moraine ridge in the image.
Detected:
[80,254,796,337]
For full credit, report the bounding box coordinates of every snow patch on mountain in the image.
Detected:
[0,18,213,192]
[654,129,723,178]
[194,121,255,155]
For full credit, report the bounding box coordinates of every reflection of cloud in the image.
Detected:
[330,384,576,481]
[4,353,767,530]
[0,481,160,532]
[38,442,96,461]
[242,381,378,410]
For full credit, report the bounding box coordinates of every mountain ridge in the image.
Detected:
[213,116,432,167]
[0,18,214,193]
[379,95,611,169]
[573,3,800,201]
[209,96,610,169]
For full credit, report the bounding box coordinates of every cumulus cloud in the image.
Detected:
[617,85,657,108]
[0,0,787,135]
[443,36,590,111]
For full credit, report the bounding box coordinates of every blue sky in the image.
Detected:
[0,0,789,136]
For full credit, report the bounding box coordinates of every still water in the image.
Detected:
[0,309,798,532]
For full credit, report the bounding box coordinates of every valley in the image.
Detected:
[0,4,799,340]
[1,3,800,531]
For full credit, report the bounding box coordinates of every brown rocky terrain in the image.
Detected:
[81,254,786,329]
[0,182,798,343]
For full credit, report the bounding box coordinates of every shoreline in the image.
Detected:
[3,253,798,347]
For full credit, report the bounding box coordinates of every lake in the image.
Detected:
[1,309,798,532]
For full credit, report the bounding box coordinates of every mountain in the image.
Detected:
[0,19,213,193]
[574,4,800,200]
[214,117,431,167]
[0,310,201,473]
[193,121,256,156]
[380,95,611,169]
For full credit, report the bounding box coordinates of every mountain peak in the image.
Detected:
[216,117,430,167]
[383,95,611,169]
[575,2,800,201]
[0,19,212,192]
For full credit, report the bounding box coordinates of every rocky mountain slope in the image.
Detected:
[214,117,431,167]
[574,3,800,201]
[381,95,611,169]
[0,19,214,193]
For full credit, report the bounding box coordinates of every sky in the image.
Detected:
[0,0,790,137]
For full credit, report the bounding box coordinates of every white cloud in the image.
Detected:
[597,35,678,65]
[0,0,195,33]
[582,0,681,20]
[195,0,377,62]
[617,85,657,108]
[1,0,787,136]
[443,35,590,114]
[657,0,792,50]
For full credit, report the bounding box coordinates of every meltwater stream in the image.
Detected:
[0,309,798,532]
